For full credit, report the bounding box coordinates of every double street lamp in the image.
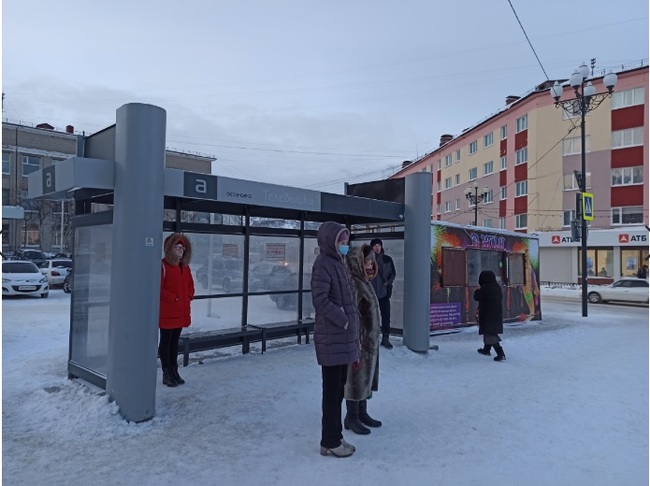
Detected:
[464,181,489,226]
[550,62,617,317]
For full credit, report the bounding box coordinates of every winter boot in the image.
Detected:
[162,368,178,387]
[344,400,371,435]
[320,441,355,458]
[381,335,393,349]
[171,365,185,385]
[493,344,506,362]
[359,399,382,428]
[477,344,492,356]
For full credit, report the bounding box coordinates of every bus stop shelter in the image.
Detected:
[27,103,432,422]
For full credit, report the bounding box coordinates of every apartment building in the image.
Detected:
[392,65,648,282]
[2,121,215,253]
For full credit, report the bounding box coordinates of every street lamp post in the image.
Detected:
[550,62,617,317]
[464,182,489,226]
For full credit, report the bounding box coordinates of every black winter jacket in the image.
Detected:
[473,270,503,335]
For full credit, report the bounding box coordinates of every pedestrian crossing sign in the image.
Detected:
[582,192,594,221]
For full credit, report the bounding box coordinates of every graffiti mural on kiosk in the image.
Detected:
[429,222,541,331]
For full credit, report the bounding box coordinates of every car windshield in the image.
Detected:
[3,262,40,274]
[52,260,72,268]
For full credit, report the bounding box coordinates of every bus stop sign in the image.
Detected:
[582,192,594,221]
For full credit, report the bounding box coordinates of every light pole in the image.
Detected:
[550,62,617,317]
[464,181,489,226]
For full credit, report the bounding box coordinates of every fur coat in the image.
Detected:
[344,244,381,400]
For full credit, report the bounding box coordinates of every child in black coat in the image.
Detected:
[473,270,506,362]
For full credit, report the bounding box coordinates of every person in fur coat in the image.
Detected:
[344,244,382,435]
[473,270,506,362]
[159,232,195,386]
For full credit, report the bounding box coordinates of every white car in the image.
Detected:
[2,261,50,298]
[587,278,649,305]
[39,259,73,287]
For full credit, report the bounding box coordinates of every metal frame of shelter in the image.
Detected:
[27,103,432,422]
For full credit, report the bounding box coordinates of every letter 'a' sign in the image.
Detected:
[582,192,594,221]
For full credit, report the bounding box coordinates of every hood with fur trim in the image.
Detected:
[346,244,377,282]
[163,232,192,266]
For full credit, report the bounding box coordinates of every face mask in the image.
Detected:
[338,244,349,256]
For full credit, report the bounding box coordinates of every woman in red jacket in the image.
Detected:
[159,233,195,387]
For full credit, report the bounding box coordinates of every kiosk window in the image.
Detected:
[508,253,525,285]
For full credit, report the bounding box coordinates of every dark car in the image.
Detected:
[196,257,244,293]
[14,249,49,266]
[249,263,293,291]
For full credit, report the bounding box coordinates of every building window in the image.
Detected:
[611,206,643,225]
[563,210,576,227]
[483,190,493,204]
[2,152,10,175]
[562,136,590,155]
[483,161,494,175]
[444,154,452,167]
[437,204,442,214]
[564,172,591,190]
[444,201,452,213]
[612,87,645,109]
[500,156,507,170]
[500,125,507,140]
[515,214,527,229]
[455,198,461,210]
[483,218,493,228]
[499,217,506,229]
[468,167,478,180]
[500,186,507,200]
[515,114,528,133]
[483,132,493,148]
[612,127,644,149]
[579,249,615,278]
[437,159,441,170]
[22,155,42,178]
[515,180,528,197]
[469,141,478,155]
[455,149,461,162]
[612,167,643,186]
[455,174,461,186]
[445,177,452,189]
[437,182,441,192]
[515,147,528,165]
[620,248,650,277]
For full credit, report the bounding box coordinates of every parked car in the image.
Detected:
[196,257,244,293]
[63,269,72,294]
[39,259,73,287]
[249,263,293,291]
[587,278,649,305]
[2,261,49,298]
[13,249,49,266]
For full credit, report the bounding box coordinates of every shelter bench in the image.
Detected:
[178,319,314,366]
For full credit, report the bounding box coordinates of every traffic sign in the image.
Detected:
[582,192,594,221]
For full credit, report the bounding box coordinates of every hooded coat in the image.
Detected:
[159,233,195,330]
[311,221,360,367]
[344,245,380,400]
[473,270,503,335]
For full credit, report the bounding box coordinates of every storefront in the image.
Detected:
[535,227,649,284]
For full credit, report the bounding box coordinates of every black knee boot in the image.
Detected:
[162,368,178,387]
[359,399,382,427]
[493,344,506,361]
[477,344,492,356]
[344,400,370,435]
[171,364,185,385]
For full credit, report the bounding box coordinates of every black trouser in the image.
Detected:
[378,296,391,335]
[321,364,348,449]
[159,328,182,369]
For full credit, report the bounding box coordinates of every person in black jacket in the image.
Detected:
[473,270,506,362]
[370,238,397,349]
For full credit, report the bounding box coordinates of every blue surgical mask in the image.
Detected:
[338,244,349,256]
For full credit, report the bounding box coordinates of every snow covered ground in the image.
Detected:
[2,288,648,486]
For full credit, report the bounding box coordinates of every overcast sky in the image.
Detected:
[2,1,648,192]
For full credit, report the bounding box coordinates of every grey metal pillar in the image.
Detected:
[403,172,432,353]
[106,103,166,422]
